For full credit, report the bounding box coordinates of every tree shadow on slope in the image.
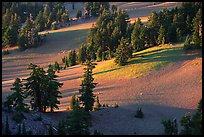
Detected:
[129,46,201,65]
[93,68,121,76]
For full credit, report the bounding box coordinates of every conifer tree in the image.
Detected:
[192,8,202,46]
[79,60,97,112]
[43,65,63,112]
[4,78,27,112]
[183,35,191,50]
[24,63,47,112]
[157,25,165,45]
[95,96,101,109]
[96,47,102,61]
[115,37,132,66]
[78,45,87,64]
[70,95,76,110]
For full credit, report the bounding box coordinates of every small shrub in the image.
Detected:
[12,112,26,123]
[162,119,178,135]
[112,103,119,108]
[183,35,191,50]
[33,114,43,121]
[135,107,144,118]
[95,96,101,109]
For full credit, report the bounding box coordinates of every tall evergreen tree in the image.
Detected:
[96,47,102,62]
[43,65,63,112]
[192,8,202,46]
[78,45,87,64]
[157,25,165,45]
[79,60,97,112]
[24,63,47,112]
[4,78,27,112]
[115,37,133,66]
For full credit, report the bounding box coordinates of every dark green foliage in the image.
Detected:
[157,25,165,45]
[162,99,202,135]
[131,18,145,51]
[162,119,178,135]
[96,47,103,61]
[5,115,11,135]
[95,96,101,109]
[70,95,76,110]
[176,28,183,42]
[12,112,26,123]
[115,37,133,66]
[68,50,77,66]
[58,120,66,135]
[180,112,192,135]
[54,61,60,72]
[62,56,69,69]
[57,108,91,135]
[24,63,47,112]
[67,109,91,135]
[78,44,87,64]
[43,65,63,112]
[79,60,97,112]
[135,107,144,118]
[76,10,82,19]
[17,33,27,51]
[192,8,202,46]
[4,78,28,112]
[183,35,191,50]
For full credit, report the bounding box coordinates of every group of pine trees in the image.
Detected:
[2,2,69,50]
[57,60,100,135]
[162,99,202,135]
[4,63,63,113]
[79,2,202,66]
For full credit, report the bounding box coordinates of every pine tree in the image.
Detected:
[157,25,165,45]
[95,96,101,109]
[192,9,202,46]
[180,112,192,135]
[54,61,60,72]
[79,60,97,112]
[131,18,144,51]
[176,28,182,42]
[78,45,87,64]
[115,37,132,66]
[11,78,27,112]
[70,95,76,110]
[183,35,191,50]
[66,109,91,135]
[24,63,47,112]
[96,47,102,61]
[17,32,27,51]
[4,78,27,112]
[44,65,63,112]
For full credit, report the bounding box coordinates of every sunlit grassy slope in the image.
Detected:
[93,44,185,80]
